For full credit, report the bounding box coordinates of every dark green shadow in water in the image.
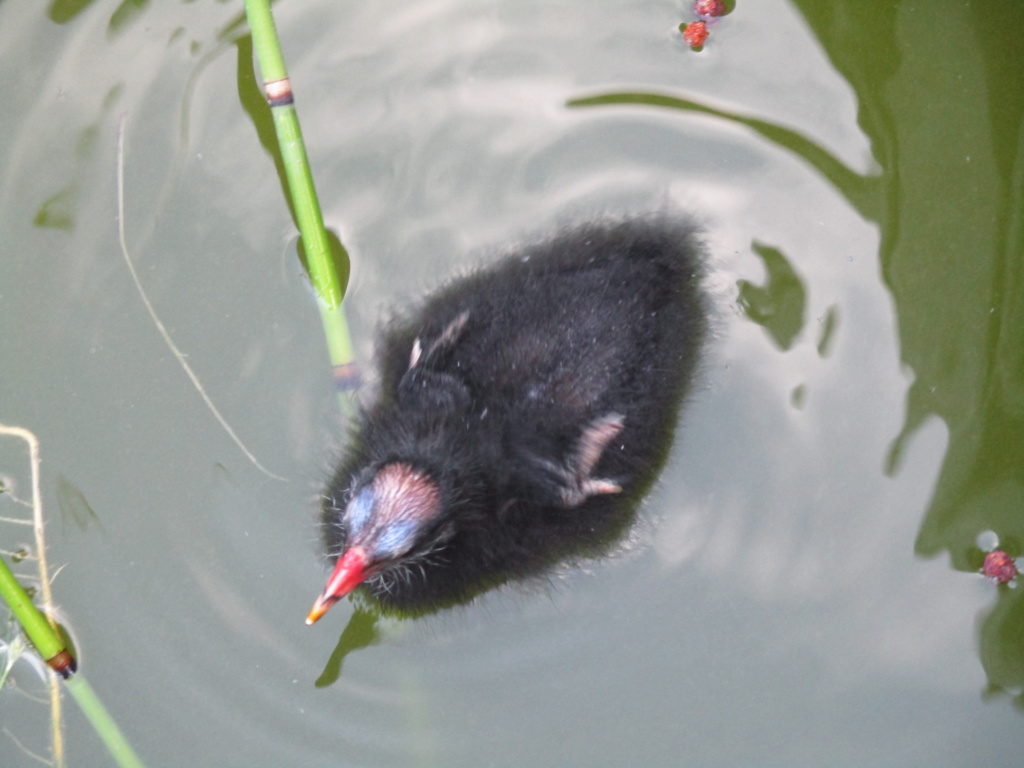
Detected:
[569,0,1024,706]
[315,606,382,688]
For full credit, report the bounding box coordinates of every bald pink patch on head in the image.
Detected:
[372,463,442,522]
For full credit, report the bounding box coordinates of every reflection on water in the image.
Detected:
[574,0,1024,707]
[736,241,806,351]
[315,606,380,688]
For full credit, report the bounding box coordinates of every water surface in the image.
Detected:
[1,1,1022,765]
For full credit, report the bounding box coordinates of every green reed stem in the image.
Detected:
[243,0,358,413]
[0,555,65,664]
[1,558,145,768]
[1,422,146,768]
[64,675,145,768]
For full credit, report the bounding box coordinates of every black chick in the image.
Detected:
[307,216,707,622]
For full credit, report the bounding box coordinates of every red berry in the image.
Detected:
[695,0,725,17]
[682,21,709,47]
[982,550,1018,584]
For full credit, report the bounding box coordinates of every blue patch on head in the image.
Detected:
[375,519,419,559]
[345,486,375,537]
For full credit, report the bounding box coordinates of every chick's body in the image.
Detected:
[310,217,708,619]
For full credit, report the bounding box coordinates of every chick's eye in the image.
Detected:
[375,520,419,559]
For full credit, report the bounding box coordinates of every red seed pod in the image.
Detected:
[982,550,1018,584]
[682,21,709,47]
[695,0,725,18]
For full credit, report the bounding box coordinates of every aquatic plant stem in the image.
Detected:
[1,424,146,767]
[243,0,357,414]
[64,675,145,768]
[0,555,68,670]
[0,426,56,630]
[0,422,66,764]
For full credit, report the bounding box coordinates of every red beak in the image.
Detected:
[306,547,368,625]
